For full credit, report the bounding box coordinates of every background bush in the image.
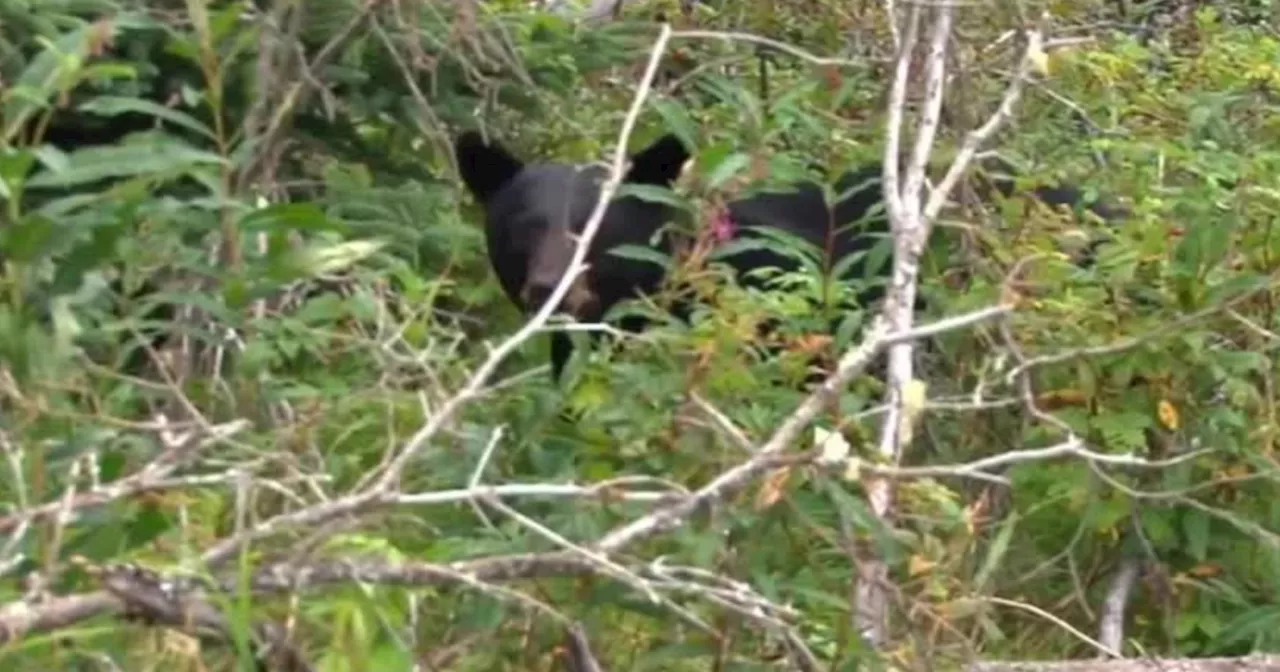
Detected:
[2,0,1279,669]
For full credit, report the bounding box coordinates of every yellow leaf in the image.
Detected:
[1037,388,1089,409]
[908,554,936,577]
[938,597,985,619]
[843,456,862,482]
[1157,399,1180,430]
[814,425,850,465]
[1026,43,1051,76]
[1189,562,1222,578]
[897,378,928,446]
[755,467,791,510]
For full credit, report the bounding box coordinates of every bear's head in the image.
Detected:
[454,132,691,324]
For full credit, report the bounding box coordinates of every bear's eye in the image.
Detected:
[511,215,549,247]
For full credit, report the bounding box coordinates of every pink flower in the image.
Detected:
[709,208,737,243]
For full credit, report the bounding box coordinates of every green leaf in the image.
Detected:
[608,243,672,269]
[0,148,36,201]
[238,202,349,235]
[26,133,227,188]
[1172,208,1235,282]
[1182,509,1211,562]
[615,183,690,211]
[1174,612,1200,639]
[704,151,750,190]
[0,213,60,263]
[974,511,1018,591]
[265,239,387,284]
[648,97,698,152]
[1141,508,1176,548]
[2,22,100,142]
[824,481,904,564]
[706,236,777,261]
[1089,496,1131,535]
[829,245,875,279]
[1198,612,1223,638]
[77,95,216,140]
[1212,605,1280,650]
[51,216,129,293]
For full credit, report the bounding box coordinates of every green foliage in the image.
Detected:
[2,0,1280,669]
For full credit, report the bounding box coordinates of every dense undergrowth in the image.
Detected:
[1,0,1280,669]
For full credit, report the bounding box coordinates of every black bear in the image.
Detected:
[454,131,692,381]
[454,131,1125,383]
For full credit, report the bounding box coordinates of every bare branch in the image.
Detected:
[671,30,866,68]
[592,302,1009,555]
[982,596,1122,659]
[840,437,1209,485]
[96,563,314,671]
[1098,556,1142,655]
[924,19,1047,221]
[0,419,248,536]
[969,656,1280,672]
[564,622,606,672]
[368,25,675,485]
[199,25,678,566]
[1004,283,1273,382]
[595,317,891,553]
[0,591,121,644]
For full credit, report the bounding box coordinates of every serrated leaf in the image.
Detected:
[1089,496,1130,535]
[1141,508,1176,547]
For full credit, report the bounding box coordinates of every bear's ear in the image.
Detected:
[625,133,691,186]
[455,132,525,203]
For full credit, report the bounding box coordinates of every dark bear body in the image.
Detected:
[719,164,891,300]
[454,132,1125,383]
[454,132,691,380]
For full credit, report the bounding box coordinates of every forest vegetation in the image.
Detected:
[1,0,1280,670]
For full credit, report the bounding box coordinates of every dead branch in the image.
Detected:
[1098,556,1142,654]
[198,24,678,568]
[0,419,248,537]
[0,552,596,646]
[967,657,1280,672]
[563,622,605,672]
[95,563,314,672]
[0,591,121,644]
[592,303,1009,555]
[861,2,1051,645]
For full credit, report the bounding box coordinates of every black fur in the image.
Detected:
[454,132,1126,384]
[455,132,691,381]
